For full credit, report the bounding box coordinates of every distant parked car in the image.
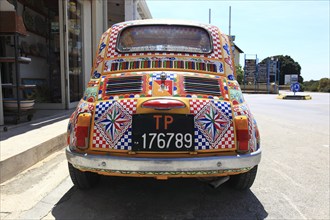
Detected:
[66,19,261,190]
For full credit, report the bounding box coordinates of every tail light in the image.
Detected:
[75,113,92,149]
[141,99,186,110]
[67,123,72,145]
[234,116,249,152]
[255,126,261,150]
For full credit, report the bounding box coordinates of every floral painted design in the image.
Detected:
[83,87,98,102]
[223,43,231,56]
[229,89,244,105]
[95,55,104,68]
[224,57,233,71]
[99,42,106,54]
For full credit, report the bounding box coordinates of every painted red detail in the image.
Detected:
[236,130,249,151]
[76,126,88,147]
[142,99,185,109]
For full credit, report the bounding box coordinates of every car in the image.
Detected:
[66,19,261,190]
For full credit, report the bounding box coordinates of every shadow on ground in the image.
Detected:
[0,110,73,140]
[52,176,268,219]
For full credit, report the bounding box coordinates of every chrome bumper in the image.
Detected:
[66,147,261,174]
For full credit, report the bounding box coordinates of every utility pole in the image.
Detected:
[209,8,211,24]
[229,6,231,36]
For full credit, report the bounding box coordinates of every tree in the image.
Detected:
[235,64,244,85]
[303,80,319,92]
[302,78,330,93]
[318,78,330,92]
[261,55,302,85]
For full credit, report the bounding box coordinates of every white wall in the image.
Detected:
[125,0,152,21]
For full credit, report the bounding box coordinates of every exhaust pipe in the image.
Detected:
[208,176,230,188]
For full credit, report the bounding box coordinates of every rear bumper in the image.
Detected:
[66,147,261,178]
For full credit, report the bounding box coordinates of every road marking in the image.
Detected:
[31,116,67,126]
[281,193,307,220]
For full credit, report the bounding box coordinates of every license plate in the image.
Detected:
[132,114,195,151]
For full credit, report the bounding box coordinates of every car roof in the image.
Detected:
[112,19,217,29]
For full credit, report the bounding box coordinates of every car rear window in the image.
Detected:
[117,25,212,54]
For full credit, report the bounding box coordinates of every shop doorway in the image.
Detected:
[61,0,92,109]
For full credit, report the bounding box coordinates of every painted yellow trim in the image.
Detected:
[100,29,111,77]
[234,116,249,130]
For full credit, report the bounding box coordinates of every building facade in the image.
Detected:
[0,0,151,124]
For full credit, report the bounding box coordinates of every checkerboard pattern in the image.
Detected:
[152,73,175,81]
[92,99,136,149]
[194,126,235,150]
[118,99,137,114]
[212,101,232,120]
[207,26,222,59]
[191,100,235,149]
[106,24,128,58]
[115,128,132,150]
[95,100,114,120]
[194,129,211,150]
[92,128,109,149]
[217,126,235,149]
[92,125,133,150]
[189,99,210,114]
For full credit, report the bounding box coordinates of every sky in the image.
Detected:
[146,0,330,81]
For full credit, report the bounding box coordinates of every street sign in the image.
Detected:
[291,82,300,95]
[285,74,298,85]
[291,75,298,83]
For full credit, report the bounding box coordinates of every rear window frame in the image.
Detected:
[115,24,214,54]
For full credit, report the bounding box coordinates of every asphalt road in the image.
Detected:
[1,92,329,220]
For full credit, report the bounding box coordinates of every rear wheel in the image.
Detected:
[68,163,100,190]
[228,165,258,190]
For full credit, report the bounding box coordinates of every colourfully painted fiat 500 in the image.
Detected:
[66,19,261,190]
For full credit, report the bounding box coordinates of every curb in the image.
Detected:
[277,94,312,100]
[0,133,67,184]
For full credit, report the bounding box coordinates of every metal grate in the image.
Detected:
[184,76,221,96]
[106,76,143,95]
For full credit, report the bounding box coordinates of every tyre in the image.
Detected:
[68,162,100,190]
[228,165,258,190]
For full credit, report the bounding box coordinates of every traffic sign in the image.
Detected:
[291,83,300,95]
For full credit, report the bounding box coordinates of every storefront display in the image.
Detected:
[1,0,151,125]
[67,0,83,102]
[1,0,87,111]
[0,0,63,104]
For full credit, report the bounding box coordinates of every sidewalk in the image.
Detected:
[0,109,74,183]
[277,91,312,100]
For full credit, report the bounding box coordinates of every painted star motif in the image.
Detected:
[197,105,228,141]
[194,102,231,147]
[99,106,129,141]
